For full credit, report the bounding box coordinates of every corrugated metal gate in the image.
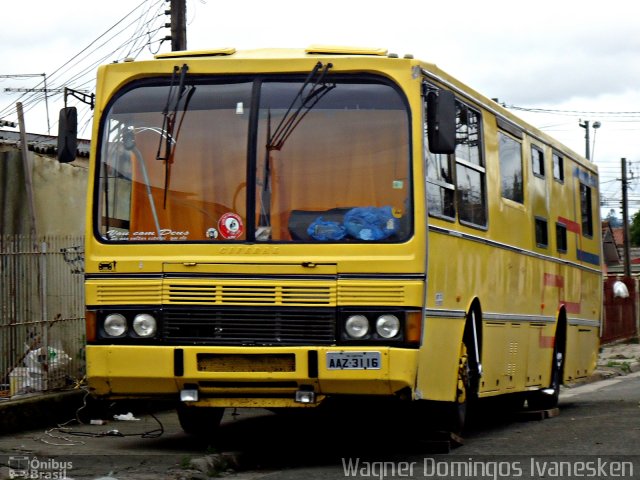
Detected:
[602,276,638,344]
[0,235,85,398]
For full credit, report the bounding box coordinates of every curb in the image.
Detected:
[0,389,85,434]
[589,361,639,382]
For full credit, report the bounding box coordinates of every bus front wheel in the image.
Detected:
[448,341,472,433]
[177,405,225,436]
[428,341,474,435]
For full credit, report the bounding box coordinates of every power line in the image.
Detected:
[504,104,640,118]
[0,0,167,135]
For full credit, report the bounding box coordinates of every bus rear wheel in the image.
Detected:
[177,405,225,437]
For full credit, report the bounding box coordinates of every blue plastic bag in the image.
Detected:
[307,217,347,241]
[344,206,398,240]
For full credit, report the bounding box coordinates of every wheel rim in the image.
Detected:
[456,343,470,405]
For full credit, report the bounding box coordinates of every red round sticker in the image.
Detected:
[218,213,244,239]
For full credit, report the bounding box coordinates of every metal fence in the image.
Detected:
[0,235,85,398]
[602,275,638,344]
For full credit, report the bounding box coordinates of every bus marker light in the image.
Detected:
[180,388,199,402]
[405,311,422,344]
[295,390,316,404]
[85,310,97,342]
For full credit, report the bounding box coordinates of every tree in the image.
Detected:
[630,210,640,246]
[605,209,622,228]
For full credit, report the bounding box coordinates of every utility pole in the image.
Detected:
[622,157,631,277]
[42,74,51,135]
[170,0,187,51]
[579,120,591,160]
[16,102,38,237]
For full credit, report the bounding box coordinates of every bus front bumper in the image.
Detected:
[86,345,418,407]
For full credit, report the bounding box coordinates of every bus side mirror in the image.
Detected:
[57,107,78,163]
[427,90,456,154]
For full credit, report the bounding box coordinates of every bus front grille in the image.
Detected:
[164,281,336,307]
[163,307,335,345]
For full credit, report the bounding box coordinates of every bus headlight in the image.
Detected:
[376,314,400,338]
[104,313,127,337]
[133,313,157,337]
[345,315,369,339]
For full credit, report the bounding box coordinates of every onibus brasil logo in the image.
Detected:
[7,456,73,479]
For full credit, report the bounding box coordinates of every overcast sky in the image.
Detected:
[1,0,639,215]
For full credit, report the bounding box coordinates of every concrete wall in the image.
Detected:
[0,145,88,236]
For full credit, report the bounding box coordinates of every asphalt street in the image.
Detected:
[1,372,639,479]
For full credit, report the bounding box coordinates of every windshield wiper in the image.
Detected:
[258,62,335,235]
[156,63,194,207]
[266,62,334,151]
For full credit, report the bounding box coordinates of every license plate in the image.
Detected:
[326,351,381,370]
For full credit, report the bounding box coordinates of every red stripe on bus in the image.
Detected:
[560,301,581,314]
[544,273,564,288]
[539,334,555,348]
[558,216,581,234]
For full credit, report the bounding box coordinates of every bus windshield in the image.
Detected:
[97,74,411,243]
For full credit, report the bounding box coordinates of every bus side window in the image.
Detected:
[454,102,487,227]
[553,152,564,183]
[556,222,568,253]
[425,99,487,227]
[498,131,524,203]
[532,145,545,178]
[580,183,594,237]
[535,217,549,248]
[426,150,456,219]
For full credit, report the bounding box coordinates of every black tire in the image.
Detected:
[528,344,563,411]
[431,341,473,435]
[177,405,225,436]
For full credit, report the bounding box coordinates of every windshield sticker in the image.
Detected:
[106,229,189,241]
[218,213,244,239]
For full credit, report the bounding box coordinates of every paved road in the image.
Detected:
[1,373,639,479]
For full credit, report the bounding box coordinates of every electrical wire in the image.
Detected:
[15,5,164,110]
[35,388,165,445]
[505,104,640,118]
[0,0,167,133]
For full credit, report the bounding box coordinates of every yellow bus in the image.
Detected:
[59,46,601,435]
